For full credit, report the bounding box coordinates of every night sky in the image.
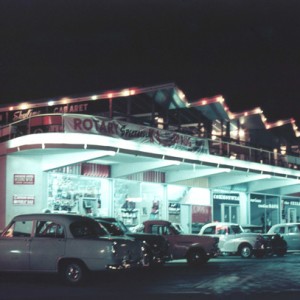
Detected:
[1,0,300,123]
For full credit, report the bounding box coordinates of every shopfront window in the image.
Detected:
[250,194,279,232]
[113,180,164,228]
[282,198,300,223]
[47,173,108,217]
[167,185,188,224]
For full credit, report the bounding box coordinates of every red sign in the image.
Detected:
[14,174,35,185]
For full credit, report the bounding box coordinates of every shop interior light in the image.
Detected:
[125,197,142,202]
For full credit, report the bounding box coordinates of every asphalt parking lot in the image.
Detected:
[1,253,300,300]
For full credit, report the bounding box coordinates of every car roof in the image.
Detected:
[271,223,300,227]
[12,213,94,225]
[94,217,118,222]
[143,220,171,225]
[203,222,240,227]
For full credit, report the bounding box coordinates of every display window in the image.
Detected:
[47,173,109,217]
[250,194,279,232]
[167,185,188,224]
[113,180,165,228]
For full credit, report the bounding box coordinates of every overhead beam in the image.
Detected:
[247,178,299,192]
[42,149,115,171]
[165,167,230,183]
[111,160,180,178]
[209,173,271,189]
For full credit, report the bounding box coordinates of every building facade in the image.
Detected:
[1,83,300,232]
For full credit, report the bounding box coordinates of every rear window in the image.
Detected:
[70,220,107,238]
[231,225,243,234]
[203,226,216,234]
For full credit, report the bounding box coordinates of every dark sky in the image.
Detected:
[1,0,300,122]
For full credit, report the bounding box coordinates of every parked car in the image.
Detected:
[0,214,144,285]
[267,223,300,251]
[199,222,270,258]
[135,220,219,266]
[242,224,287,256]
[94,217,171,266]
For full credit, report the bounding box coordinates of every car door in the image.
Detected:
[286,224,300,250]
[29,220,66,271]
[272,225,291,249]
[0,220,33,271]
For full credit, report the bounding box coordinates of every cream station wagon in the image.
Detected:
[0,214,144,285]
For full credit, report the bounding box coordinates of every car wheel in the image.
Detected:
[239,243,253,258]
[187,248,207,266]
[59,260,87,285]
[275,249,286,257]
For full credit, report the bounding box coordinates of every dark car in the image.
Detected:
[94,217,171,266]
[242,224,287,257]
[137,220,220,266]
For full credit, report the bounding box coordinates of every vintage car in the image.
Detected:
[94,217,171,266]
[135,220,219,266]
[267,223,300,251]
[199,222,277,258]
[0,214,144,285]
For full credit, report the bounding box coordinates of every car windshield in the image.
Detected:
[170,224,181,235]
[70,220,108,238]
[100,222,125,236]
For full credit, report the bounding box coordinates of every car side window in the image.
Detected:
[3,220,33,238]
[288,225,299,233]
[149,225,170,235]
[35,221,65,238]
[203,226,216,234]
[274,226,285,234]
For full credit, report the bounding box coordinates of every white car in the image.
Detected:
[0,214,144,285]
[199,222,267,258]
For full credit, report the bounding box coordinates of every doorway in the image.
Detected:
[221,204,240,223]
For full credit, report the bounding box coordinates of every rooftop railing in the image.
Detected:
[1,113,300,170]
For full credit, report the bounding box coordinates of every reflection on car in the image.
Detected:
[268,223,300,251]
[0,214,144,285]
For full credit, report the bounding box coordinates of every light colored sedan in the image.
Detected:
[199,222,267,258]
[267,223,300,251]
[0,213,144,285]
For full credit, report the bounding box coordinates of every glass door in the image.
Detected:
[221,204,240,223]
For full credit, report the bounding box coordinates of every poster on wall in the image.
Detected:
[14,174,35,185]
[13,195,35,205]
[192,205,212,223]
